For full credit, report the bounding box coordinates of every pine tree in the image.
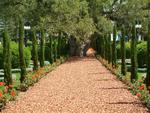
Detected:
[32,28,38,70]
[19,18,26,83]
[131,24,138,82]
[3,29,12,85]
[121,25,126,75]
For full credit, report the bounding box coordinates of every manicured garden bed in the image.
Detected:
[0,56,68,111]
[96,55,150,110]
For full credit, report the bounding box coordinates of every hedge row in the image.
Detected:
[116,41,147,67]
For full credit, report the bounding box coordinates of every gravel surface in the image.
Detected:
[2,57,149,113]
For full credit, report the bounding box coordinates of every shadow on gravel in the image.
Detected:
[95,79,116,82]
[88,72,110,75]
[99,87,127,90]
[108,101,143,105]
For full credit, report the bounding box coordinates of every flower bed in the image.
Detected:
[0,83,17,111]
[96,55,150,109]
[0,56,68,111]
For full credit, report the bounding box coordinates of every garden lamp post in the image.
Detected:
[135,22,142,41]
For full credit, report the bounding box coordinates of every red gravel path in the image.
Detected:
[2,58,149,113]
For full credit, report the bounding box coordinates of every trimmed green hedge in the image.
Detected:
[117,41,147,67]
[0,42,31,69]
[137,41,147,67]
[117,42,131,59]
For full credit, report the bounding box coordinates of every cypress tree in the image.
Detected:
[99,37,102,56]
[54,38,58,62]
[40,28,45,67]
[53,38,56,62]
[97,36,100,54]
[104,35,108,61]
[49,36,53,64]
[59,36,62,56]
[60,34,65,56]
[32,28,39,70]
[108,34,112,64]
[57,32,61,59]
[112,25,117,67]
[105,35,109,61]
[145,21,150,87]
[102,35,105,59]
[3,29,12,85]
[121,25,126,75]
[19,18,26,83]
[131,24,138,82]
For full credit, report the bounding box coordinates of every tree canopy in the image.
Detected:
[0,0,149,41]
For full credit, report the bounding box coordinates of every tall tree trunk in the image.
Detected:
[146,21,150,87]
[32,28,39,70]
[108,34,112,64]
[131,24,138,82]
[40,28,45,67]
[121,25,126,75]
[112,25,117,67]
[19,18,26,83]
[3,29,12,85]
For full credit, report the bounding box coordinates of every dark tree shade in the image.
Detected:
[121,25,126,75]
[40,28,45,67]
[112,25,117,67]
[32,28,39,70]
[131,24,138,82]
[19,19,27,83]
[3,29,12,85]
[146,21,150,87]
